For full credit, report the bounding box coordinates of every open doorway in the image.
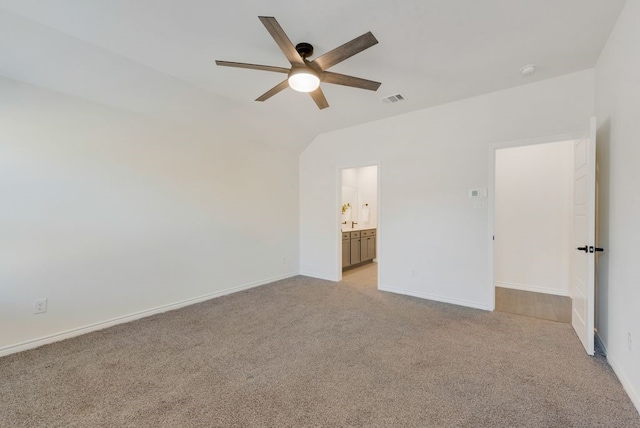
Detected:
[339,165,378,289]
[493,140,575,323]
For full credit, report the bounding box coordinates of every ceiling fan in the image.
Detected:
[216,16,381,110]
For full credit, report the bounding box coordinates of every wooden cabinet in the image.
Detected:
[342,228,376,270]
[342,233,350,268]
[361,235,376,261]
[350,231,361,265]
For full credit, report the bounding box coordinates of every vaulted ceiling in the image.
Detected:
[0,1,627,151]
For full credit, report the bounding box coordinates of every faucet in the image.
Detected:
[351,221,358,229]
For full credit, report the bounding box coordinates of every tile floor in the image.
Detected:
[341,264,570,324]
[495,287,572,323]
[341,262,378,287]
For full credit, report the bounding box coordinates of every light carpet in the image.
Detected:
[1,273,639,427]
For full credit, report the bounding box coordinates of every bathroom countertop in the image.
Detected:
[341,225,377,233]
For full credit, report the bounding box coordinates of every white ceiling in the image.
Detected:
[0,0,626,151]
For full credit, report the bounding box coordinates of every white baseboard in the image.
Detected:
[495,281,571,297]
[378,285,490,311]
[594,332,639,415]
[606,351,640,415]
[0,272,299,358]
[299,271,337,282]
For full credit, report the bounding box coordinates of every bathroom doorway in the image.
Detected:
[339,165,378,288]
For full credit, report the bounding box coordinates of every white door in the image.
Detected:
[572,117,597,355]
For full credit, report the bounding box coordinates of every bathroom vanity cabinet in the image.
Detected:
[342,228,376,269]
[360,229,376,262]
[342,233,351,268]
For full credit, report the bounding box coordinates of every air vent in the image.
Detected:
[381,93,405,104]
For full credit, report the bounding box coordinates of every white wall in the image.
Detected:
[595,0,640,412]
[300,69,594,307]
[0,77,300,354]
[494,141,574,296]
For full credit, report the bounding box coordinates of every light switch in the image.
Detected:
[469,188,487,198]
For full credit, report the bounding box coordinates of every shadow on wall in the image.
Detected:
[595,117,611,344]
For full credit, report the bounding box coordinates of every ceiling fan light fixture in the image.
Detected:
[216,16,381,109]
[288,68,320,93]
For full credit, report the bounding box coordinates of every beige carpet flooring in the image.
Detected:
[2,266,639,427]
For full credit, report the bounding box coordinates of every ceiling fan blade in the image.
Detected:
[215,60,290,74]
[256,79,290,102]
[309,87,329,110]
[258,16,304,66]
[312,32,378,71]
[321,71,381,91]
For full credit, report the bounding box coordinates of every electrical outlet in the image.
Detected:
[628,332,633,351]
[34,298,47,314]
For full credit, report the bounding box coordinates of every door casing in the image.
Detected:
[487,132,582,311]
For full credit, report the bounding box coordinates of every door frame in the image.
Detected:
[336,162,381,283]
[487,132,581,311]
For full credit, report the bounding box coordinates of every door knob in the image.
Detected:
[577,246,588,253]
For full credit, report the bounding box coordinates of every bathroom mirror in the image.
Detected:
[342,186,358,223]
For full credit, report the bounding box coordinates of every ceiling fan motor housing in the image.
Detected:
[295,42,314,59]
